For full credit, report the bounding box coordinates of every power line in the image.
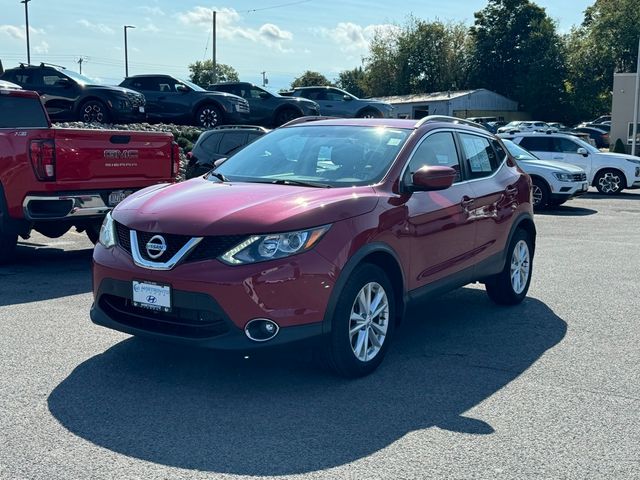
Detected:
[243,0,311,13]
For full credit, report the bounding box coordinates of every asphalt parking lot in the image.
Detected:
[1,190,638,480]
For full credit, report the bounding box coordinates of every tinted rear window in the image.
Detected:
[0,96,48,128]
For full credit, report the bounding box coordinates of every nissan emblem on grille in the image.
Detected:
[146,235,167,259]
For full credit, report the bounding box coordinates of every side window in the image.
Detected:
[459,133,499,179]
[218,132,248,155]
[199,133,223,157]
[130,78,161,91]
[554,138,580,153]
[7,71,38,86]
[298,88,320,100]
[325,89,346,101]
[249,87,266,99]
[518,136,553,152]
[42,73,66,86]
[404,132,461,183]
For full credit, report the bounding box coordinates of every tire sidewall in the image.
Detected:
[505,229,533,302]
[531,178,549,210]
[328,263,396,377]
[274,108,300,126]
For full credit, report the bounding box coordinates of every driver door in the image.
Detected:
[35,71,79,120]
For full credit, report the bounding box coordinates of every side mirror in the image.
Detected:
[409,166,457,192]
[258,91,270,99]
[343,94,352,101]
[213,157,228,168]
[176,84,190,93]
[577,147,588,156]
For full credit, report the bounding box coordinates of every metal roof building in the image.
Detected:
[373,89,524,121]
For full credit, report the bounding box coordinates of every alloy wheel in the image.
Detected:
[531,184,543,206]
[510,240,530,295]
[83,104,105,123]
[199,108,219,128]
[349,282,389,362]
[598,172,621,193]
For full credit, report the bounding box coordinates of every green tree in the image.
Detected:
[565,0,640,119]
[336,67,368,98]
[468,0,567,119]
[188,60,239,87]
[290,71,332,88]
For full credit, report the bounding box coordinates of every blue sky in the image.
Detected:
[1,0,594,91]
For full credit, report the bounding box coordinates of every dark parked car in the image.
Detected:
[572,126,609,148]
[282,86,393,118]
[1,63,146,123]
[0,79,21,89]
[92,116,536,378]
[120,75,249,128]
[208,82,319,126]
[185,125,269,179]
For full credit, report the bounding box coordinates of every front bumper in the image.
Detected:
[91,244,337,349]
[110,108,147,124]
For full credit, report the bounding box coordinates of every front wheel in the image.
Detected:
[595,169,625,195]
[319,264,396,378]
[80,100,110,123]
[531,178,549,210]
[485,229,533,305]
[196,104,221,129]
[274,108,301,126]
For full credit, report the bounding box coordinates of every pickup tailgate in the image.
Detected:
[53,128,175,182]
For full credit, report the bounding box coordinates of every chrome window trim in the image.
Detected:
[455,131,509,185]
[130,230,203,271]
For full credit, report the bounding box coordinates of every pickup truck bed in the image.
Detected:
[0,87,178,262]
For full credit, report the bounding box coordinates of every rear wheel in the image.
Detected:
[595,169,625,195]
[319,264,395,378]
[485,229,533,305]
[358,108,382,119]
[531,178,550,210]
[80,100,110,123]
[196,104,221,129]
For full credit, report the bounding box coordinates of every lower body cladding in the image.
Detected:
[90,245,336,350]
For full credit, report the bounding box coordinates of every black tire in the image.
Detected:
[319,263,396,378]
[531,178,550,210]
[195,104,222,129]
[0,227,17,264]
[357,108,382,119]
[594,169,626,195]
[85,220,102,245]
[274,108,301,126]
[80,100,111,124]
[485,229,533,305]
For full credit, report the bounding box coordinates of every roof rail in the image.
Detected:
[40,62,66,69]
[415,115,484,129]
[212,125,270,132]
[279,115,339,128]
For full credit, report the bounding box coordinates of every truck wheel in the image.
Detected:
[318,263,395,378]
[196,104,221,129]
[358,108,382,118]
[274,108,301,126]
[595,169,625,195]
[80,100,111,124]
[531,178,549,210]
[485,229,533,306]
[0,229,17,264]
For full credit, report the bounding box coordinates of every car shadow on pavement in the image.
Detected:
[48,287,566,476]
[536,205,598,216]
[581,191,640,201]
[0,243,93,306]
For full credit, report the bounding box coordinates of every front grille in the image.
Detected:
[100,295,230,339]
[126,92,145,107]
[114,222,247,264]
[572,173,587,182]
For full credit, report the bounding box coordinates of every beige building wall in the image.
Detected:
[611,73,640,152]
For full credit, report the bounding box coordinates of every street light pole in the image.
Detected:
[124,25,135,78]
[21,0,31,64]
[212,10,217,84]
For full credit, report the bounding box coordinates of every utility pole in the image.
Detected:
[632,37,640,157]
[261,71,268,87]
[124,25,135,77]
[212,10,217,84]
[21,0,31,64]
[77,57,87,74]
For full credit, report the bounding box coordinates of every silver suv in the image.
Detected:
[282,86,393,118]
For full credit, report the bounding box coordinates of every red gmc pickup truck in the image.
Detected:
[0,86,179,263]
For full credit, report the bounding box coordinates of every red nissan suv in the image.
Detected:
[91,116,535,377]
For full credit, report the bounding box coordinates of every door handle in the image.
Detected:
[505,185,518,196]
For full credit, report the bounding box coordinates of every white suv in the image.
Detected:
[498,121,556,134]
[500,132,640,194]
[502,139,588,209]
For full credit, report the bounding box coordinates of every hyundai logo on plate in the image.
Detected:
[146,295,158,304]
[145,235,167,259]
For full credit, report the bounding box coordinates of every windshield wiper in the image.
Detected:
[207,171,229,182]
[270,179,332,188]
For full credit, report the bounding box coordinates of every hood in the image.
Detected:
[598,152,640,163]
[113,178,379,236]
[90,85,142,96]
[279,96,318,107]
[195,90,245,101]
[517,158,585,174]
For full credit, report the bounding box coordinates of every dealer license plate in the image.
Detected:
[108,190,133,207]
[132,281,171,312]
[139,106,145,113]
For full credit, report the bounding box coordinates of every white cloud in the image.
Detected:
[77,19,114,35]
[0,24,45,41]
[33,41,49,54]
[177,6,293,51]
[139,6,165,16]
[317,22,400,53]
[141,19,160,33]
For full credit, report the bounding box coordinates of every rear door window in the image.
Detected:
[218,132,248,155]
[459,133,499,179]
[518,136,554,152]
[0,96,48,128]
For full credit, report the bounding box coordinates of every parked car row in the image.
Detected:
[0,62,393,130]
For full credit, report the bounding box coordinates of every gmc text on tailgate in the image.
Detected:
[0,86,178,263]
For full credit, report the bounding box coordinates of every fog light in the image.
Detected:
[244,319,280,342]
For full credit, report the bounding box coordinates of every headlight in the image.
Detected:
[99,212,117,249]
[220,225,330,265]
[553,172,574,182]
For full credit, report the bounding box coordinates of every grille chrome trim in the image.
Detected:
[130,230,203,271]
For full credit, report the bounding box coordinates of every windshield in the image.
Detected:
[215,125,411,187]
[62,69,102,85]
[572,136,600,154]
[180,78,205,92]
[502,139,539,161]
